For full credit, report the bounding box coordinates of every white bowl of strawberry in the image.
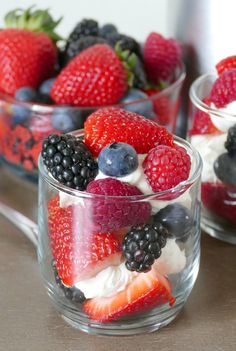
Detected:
[38,106,202,335]
[189,55,236,244]
[0,6,185,179]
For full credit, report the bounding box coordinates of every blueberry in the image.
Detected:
[154,203,193,238]
[52,107,85,133]
[11,104,31,125]
[120,89,154,119]
[39,78,55,95]
[98,142,138,177]
[15,87,38,102]
[214,153,236,186]
[100,23,118,38]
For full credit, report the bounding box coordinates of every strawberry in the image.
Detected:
[84,107,174,156]
[190,96,220,135]
[83,269,175,322]
[216,55,236,75]
[48,196,121,286]
[143,145,191,192]
[51,44,128,107]
[0,7,60,96]
[144,32,181,84]
[210,69,236,108]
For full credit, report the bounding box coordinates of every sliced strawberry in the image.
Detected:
[83,269,175,322]
[48,196,122,286]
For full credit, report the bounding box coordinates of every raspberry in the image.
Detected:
[210,69,236,108]
[84,107,174,157]
[216,55,236,75]
[86,178,151,232]
[144,32,181,84]
[143,145,191,192]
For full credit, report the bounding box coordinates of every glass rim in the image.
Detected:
[38,131,202,201]
[0,63,186,114]
[189,73,236,120]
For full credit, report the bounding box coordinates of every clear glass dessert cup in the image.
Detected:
[189,74,236,244]
[37,132,202,336]
[0,64,185,181]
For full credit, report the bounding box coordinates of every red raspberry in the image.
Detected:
[190,96,220,135]
[84,107,174,157]
[144,32,181,84]
[143,145,191,192]
[210,69,236,108]
[216,55,236,75]
[86,178,151,232]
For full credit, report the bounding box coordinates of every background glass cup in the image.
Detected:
[189,74,236,244]
[0,64,185,181]
[37,132,202,336]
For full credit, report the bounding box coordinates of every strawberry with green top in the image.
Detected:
[0,6,61,95]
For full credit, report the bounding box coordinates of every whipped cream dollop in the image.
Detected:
[210,101,236,132]
[191,133,227,183]
[75,239,186,299]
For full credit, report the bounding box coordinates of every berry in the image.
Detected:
[84,107,174,157]
[106,33,141,57]
[202,182,236,224]
[154,203,193,238]
[41,134,98,190]
[86,178,151,232]
[216,55,236,75]
[190,96,220,135]
[83,269,175,322]
[51,108,85,133]
[98,142,138,177]
[144,32,181,84]
[64,36,107,64]
[122,223,168,273]
[132,57,147,89]
[0,7,59,95]
[15,87,38,102]
[214,153,236,186]
[48,196,122,285]
[225,124,236,156]
[53,262,86,303]
[39,78,55,95]
[210,69,236,108]
[143,145,191,192]
[120,89,154,119]
[68,19,99,43]
[51,44,128,107]
[99,24,118,38]
[11,105,31,125]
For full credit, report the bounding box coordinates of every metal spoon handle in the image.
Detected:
[0,201,38,247]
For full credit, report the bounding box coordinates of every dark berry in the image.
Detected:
[122,223,168,273]
[11,105,31,125]
[133,57,148,89]
[106,33,141,57]
[120,89,154,119]
[214,153,236,186]
[154,204,193,238]
[52,107,87,133]
[65,36,107,64]
[98,142,138,176]
[99,23,118,38]
[225,124,236,156]
[41,134,98,190]
[68,19,99,43]
[39,78,55,95]
[53,262,86,303]
[15,87,38,102]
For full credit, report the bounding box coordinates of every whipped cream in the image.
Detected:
[75,262,137,299]
[191,133,227,182]
[210,101,236,132]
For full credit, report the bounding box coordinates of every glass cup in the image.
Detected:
[37,132,202,336]
[0,64,185,181]
[189,74,236,244]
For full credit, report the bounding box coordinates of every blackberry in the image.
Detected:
[52,261,86,303]
[225,124,236,156]
[41,134,98,190]
[65,36,108,64]
[68,19,99,43]
[106,33,141,57]
[133,57,147,88]
[122,223,169,273]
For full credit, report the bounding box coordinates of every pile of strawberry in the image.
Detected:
[190,55,236,224]
[0,6,183,173]
[43,107,191,323]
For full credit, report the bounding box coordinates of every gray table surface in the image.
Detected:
[0,166,236,351]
